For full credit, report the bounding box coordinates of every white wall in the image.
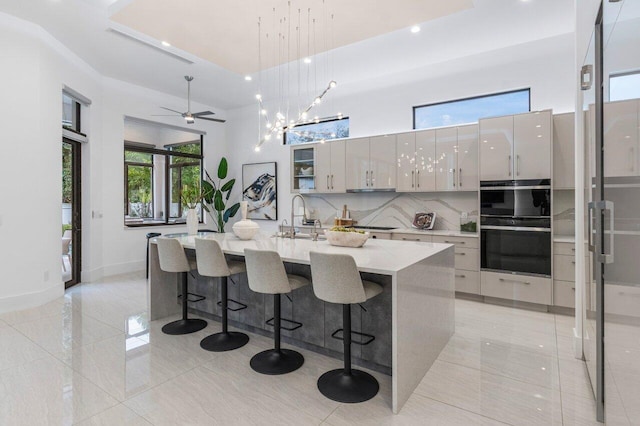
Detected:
[226,33,575,232]
[0,12,227,313]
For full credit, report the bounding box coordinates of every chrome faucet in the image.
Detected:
[310,219,321,241]
[289,194,307,239]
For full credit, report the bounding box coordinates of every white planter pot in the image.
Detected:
[186,209,198,235]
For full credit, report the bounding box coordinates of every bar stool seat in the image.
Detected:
[156,237,208,335]
[195,238,250,352]
[310,251,382,403]
[244,248,309,375]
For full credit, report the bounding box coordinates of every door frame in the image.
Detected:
[63,137,82,288]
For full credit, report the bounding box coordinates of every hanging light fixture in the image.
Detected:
[254,1,338,151]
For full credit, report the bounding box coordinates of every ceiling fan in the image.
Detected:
[153,76,225,124]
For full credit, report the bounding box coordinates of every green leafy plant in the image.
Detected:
[180,184,203,210]
[202,157,240,233]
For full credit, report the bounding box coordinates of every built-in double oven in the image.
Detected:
[480,180,552,277]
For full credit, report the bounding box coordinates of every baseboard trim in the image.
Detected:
[0,282,64,315]
[573,327,583,360]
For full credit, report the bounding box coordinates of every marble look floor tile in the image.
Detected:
[124,366,322,425]
[437,334,560,390]
[415,360,563,426]
[324,392,508,426]
[556,334,579,361]
[0,356,117,426]
[13,311,122,355]
[558,358,594,400]
[74,403,152,426]
[0,325,49,372]
[200,339,342,421]
[0,297,68,325]
[554,314,576,338]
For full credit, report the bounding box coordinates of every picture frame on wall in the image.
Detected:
[242,162,277,220]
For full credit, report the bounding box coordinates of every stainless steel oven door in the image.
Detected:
[481,226,552,276]
[480,184,551,218]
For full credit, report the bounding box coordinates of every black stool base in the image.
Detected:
[250,349,304,375]
[161,319,207,335]
[317,369,379,403]
[200,331,249,352]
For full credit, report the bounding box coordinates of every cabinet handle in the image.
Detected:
[455,252,466,256]
[444,240,464,244]
[370,170,374,186]
[327,175,330,190]
[455,274,466,278]
[516,155,521,176]
[452,168,456,187]
[402,237,420,241]
[499,277,531,285]
[417,170,420,188]
[331,175,334,189]
[412,170,415,188]
[365,170,369,187]
[459,168,462,188]
[508,155,512,177]
[571,261,576,264]
[631,147,635,172]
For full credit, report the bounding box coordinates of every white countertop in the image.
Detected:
[290,225,478,238]
[153,232,453,275]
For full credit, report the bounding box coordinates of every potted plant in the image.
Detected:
[180,183,203,235]
[202,157,240,233]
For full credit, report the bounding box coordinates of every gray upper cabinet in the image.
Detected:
[436,127,458,191]
[315,140,346,193]
[456,124,479,191]
[346,136,396,191]
[553,112,575,189]
[345,137,371,190]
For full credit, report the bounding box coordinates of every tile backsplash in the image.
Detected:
[304,192,479,231]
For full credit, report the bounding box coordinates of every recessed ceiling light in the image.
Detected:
[161,41,171,47]
[244,75,252,81]
[303,57,312,64]
[410,25,420,34]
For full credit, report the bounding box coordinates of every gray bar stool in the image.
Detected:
[309,251,383,403]
[244,248,308,375]
[156,237,208,335]
[195,238,249,352]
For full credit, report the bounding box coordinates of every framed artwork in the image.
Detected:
[242,162,277,220]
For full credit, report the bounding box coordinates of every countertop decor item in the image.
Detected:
[233,201,260,240]
[300,165,313,176]
[412,212,436,230]
[202,157,241,233]
[180,184,204,235]
[242,162,277,221]
[460,213,477,233]
[325,227,369,248]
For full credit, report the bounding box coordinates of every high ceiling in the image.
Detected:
[110,0,474,74]
[0,0,575,110]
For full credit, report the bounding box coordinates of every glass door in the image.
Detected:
[62,138,81,287]
[601,0,640,423]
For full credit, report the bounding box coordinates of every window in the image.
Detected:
[124,138,203,227]
[610,71,640,102]
[284,117,349,145]
[413,89,530,129]
[62,93,81,132]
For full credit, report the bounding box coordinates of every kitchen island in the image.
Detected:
[148,232,454,413]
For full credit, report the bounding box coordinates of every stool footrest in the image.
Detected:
[266,317,302,331]
[217,298,247,312]
[178,292,206,303]
[331,329,375,346]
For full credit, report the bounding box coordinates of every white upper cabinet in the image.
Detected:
[553,113,575,189]
[315,140,346,193]
[345,137,370,190]
[480,111,552,181]
[396,132,416,192]
[513,110,552,180]
[415,130,436,191]
[457,124,479,191]
[436,127,458,191]
[480,115,514,181]
[603,99,639,177]
[369,135,397,190]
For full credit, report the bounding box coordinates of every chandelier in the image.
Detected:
[254,1,337,151]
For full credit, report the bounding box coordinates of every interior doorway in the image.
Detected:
[62,138,81,287]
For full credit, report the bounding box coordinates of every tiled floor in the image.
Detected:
[0,273,605,425]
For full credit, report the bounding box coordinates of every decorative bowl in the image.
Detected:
[300,166,314,176]
[324,230,370,248]
[232,220,260,240]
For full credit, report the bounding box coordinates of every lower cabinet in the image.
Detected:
[481,271,552,305]
[391,233,432,242]
[553,280,576,308]
[455,270,480,294]
[433,235,480,295]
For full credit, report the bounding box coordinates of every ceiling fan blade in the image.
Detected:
[160,107,185,114]
[151,114,182,116]
[192,110,215,117]
[197,116,226,123]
